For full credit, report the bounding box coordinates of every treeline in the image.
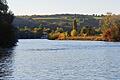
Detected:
[48,13,120,42]
[17,26,101,40]
[17,26,70,39]
[48,20,101,40]
[16,13,120,42]
[17,27,50,39]
[17,14,104,18]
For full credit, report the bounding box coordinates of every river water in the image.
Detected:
[0,39,120,80]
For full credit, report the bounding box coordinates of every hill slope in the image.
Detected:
[13,14,102,29]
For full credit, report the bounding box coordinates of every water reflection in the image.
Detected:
[0,48,14,80]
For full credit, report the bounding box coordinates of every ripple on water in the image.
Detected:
[1,39,120,80]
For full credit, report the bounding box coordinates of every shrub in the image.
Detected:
[71,29,77,37]
[58,33,66,40]
[48,32,60,40]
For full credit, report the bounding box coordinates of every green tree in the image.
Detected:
[71,18,78,37]
[73,19,77,30]
[0,0,17,48]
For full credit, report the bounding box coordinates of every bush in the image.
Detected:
[58,33,66,40]
[48,32,60,40]
[71,29,77,37]
[103,28,112,41]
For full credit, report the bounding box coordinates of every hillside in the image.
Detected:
[13,14,102,30]
[13,17,39,27]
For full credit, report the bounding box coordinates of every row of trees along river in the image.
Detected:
[17,13,120,42]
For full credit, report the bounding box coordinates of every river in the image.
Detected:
[0,39,120,80]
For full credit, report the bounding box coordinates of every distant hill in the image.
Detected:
[13,14,102,29]
[13,17,39,27]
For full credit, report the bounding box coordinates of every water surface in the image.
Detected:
[0,39,120,80]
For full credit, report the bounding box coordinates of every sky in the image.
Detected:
[7,0,120,15]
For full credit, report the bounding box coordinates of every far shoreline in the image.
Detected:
[56,36,103,41]
[17,36,120,42]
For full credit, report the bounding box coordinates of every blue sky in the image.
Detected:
[8,0,120,15]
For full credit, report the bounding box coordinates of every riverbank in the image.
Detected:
[57,36,103,41]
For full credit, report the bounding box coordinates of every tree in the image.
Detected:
[71,18,78,37]
[101,12,112,32]
[72,19,77,30]
[0,0,17,48]
[101,13,120,41]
